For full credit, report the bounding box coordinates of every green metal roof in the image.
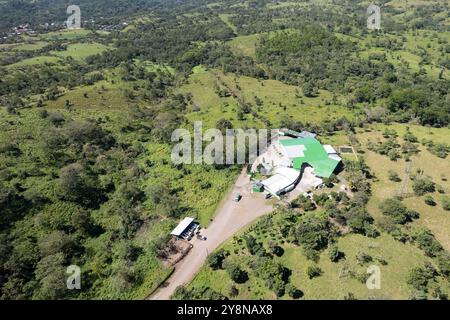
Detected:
[280,137,340,178]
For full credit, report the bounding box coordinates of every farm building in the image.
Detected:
[261,167,302,196]
[254,132,342,198]
[170,217,199,240]
[278,137,341,179]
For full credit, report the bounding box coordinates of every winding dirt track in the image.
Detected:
[148,168,274,300]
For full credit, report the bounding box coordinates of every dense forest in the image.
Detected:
[0,0,449,300]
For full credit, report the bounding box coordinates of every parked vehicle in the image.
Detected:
[233,193,242,202]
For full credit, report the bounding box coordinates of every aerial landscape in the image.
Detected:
[0,0,449,302]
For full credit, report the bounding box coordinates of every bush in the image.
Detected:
[379,198,411,224]
[442,197,450,211]
[437,252,450,277]
[424,195,436,206]
[286,283,303,299]
[291,195,316,211]
[228,285,239,297]
[305,265,322,279]
[356,251,372,264]
[412,177,435,196]
[48,112,65,126]
[244,235,266,256]
[412,229,443,257]
[313,193,330,206]
[328,244,343,262]
[388,170,401,182]
[407,266,435,291]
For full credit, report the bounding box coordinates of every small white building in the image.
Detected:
[261,167,302,198]
[170,217,198,240]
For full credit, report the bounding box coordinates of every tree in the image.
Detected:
[294,212,330,256]
[244,235,265,256]
[38,230,72,257]
[57,163,101,206]
[302,82,316,97]
[64,120,115,151]
[33,253,67,300]
[146,184,181,218]
[226,264,249,284]
[412,228,443,257]
[270,245,284,257]
[207,249,226,270]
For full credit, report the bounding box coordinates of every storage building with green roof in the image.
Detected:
[278,137,341,178]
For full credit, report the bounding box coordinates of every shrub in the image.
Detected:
[286,283,303,299]
[379,198,411,224]
[328,244,343,262]
[442,197,450,211]
[292,195,316,211]
[388,170,401,182]
[412,229,443,257]
[244,235,266,256]
[424,195,436,206]
[228,285,239,298]
[412,177,435,196]
[407,266,434,291]
[305,265,322,279]
[356,251,372,264]
[437,252,450,277]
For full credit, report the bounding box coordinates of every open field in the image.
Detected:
[179,67,356,129]
[39,28,94,40]
[356,125,450,251]
[51,43,109,60]
[5,55,61,68]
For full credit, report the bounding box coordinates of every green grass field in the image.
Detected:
[51,43,109,60]
[6,55,61,68]
[179,67,356,130]
[39,28,93,41]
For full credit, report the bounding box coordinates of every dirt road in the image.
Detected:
[149,168,274,300]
